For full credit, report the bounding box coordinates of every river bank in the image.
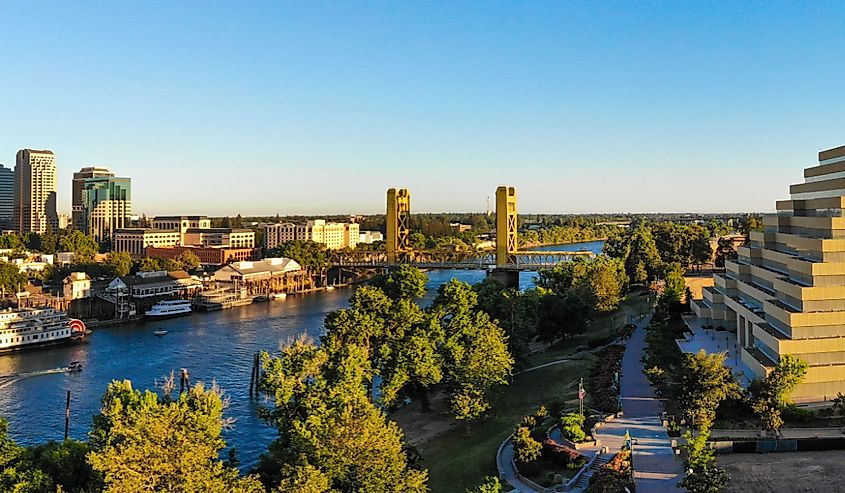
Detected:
[521,239,607,251]
[0,240,606,470]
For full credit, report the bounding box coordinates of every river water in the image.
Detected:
[0,240,604,467]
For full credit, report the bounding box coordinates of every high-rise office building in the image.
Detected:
[72,167,114,230]
[13,149,58,233]
[692,144,845,402]
[82,176,132,243]
[0,164,14,229]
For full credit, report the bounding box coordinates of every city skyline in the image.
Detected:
[3,2,845,215]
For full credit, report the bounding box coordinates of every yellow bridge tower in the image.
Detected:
[386,188,411,263]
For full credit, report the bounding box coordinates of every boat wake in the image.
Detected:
[0,366,76,387]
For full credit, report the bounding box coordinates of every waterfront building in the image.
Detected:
[63,272,91,300]
[182,228,255,249]
[13,149,58,233]
[263,222,298,249]
[359,230,384,244]
[145,245,257,265]
[81,176,132,243]
[106,270,202,300]
[263,220,359,250]
[213,257,302,283]
[113,228,181,258]
[0,164,13,229]
[690,144,845,402]
[300,220,358,250]
[72,167,114,230]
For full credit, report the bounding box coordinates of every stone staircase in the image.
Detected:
[571,453,611,491]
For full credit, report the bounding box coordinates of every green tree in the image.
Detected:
[605,224,662,284]
[748,355,808,433]
[57,230,98,260]
[433,280,514,420]
[177,250,201,271]
[87,380,262,492]
[678,427,729,493]
[272,240,328,272]
[0,233,22,250]
[466,476,503,493]
[370,264,428,300]
[676,350,740,429]
[105,251,133,277]
[0,261,27,296]
[257,338,428,492]
[765,354,808,408]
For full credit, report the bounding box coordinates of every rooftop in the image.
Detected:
[185,228,253,234]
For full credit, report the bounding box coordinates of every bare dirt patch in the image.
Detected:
[390,390,457,446]
[718,450,845,493]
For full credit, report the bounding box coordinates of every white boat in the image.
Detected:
[153,329,168,336]
[270,293,287,300]
[145,300,193,320]
[0,308,89,352]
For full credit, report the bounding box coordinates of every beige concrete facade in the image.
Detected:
[113,228,182,258]
[13,149,58,233]
[151,216,211,244]
[183,228,255,248]
[263,220,359,250]
[693,144,845,402]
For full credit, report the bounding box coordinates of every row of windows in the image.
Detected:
[0,329,69,344]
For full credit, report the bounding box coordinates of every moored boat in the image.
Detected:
[0,308,89,352]
[153,329,168,336]
[145,300,193,320]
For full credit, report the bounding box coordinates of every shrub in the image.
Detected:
[782,405,817,422]
[587,451,633,492]
[541,439,587,470]
[512,426,542,464]
[589,345,625,412]
[559,413,587,443]
[521,415,538,429]
[536,405,549,420]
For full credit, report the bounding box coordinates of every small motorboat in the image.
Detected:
[153,329,168,336]
[68,361,83,372]
[271,293,287,300]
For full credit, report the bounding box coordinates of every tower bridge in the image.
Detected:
[331,186,593,285]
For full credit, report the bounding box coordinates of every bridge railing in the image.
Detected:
[330,249,593,270]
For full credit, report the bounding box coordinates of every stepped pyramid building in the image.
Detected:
[693,144,845,402]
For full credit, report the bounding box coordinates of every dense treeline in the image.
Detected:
[473,256,628,366]
[519,223,619,247]
[603,217,757,284]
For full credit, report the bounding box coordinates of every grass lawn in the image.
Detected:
[526,291,653,367]
[408,291,653,493]
[419,357,595,493]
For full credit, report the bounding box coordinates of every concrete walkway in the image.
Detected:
[594,316,686,492]
[497,438,543,493]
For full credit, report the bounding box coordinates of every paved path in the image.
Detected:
[594,316,686,492]
[497,438,542,493]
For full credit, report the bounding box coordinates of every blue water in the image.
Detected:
[0,240,604,467]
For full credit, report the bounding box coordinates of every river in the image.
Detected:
[0,240,604,467]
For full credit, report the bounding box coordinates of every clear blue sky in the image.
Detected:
[2,1,844,216]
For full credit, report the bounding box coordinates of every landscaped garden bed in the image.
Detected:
[588,344,625,413]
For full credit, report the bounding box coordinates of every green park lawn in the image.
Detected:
[416,291,653,493]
